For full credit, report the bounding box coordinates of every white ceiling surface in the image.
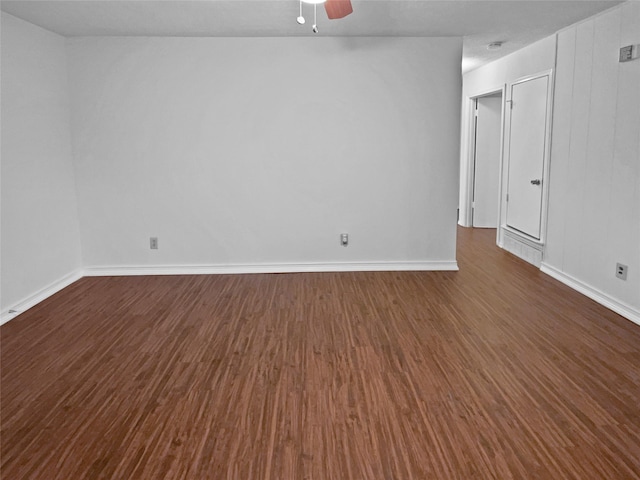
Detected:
[0,0,624,72]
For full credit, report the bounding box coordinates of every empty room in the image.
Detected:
[1,0,639,478]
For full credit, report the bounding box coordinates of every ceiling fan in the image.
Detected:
[297,0,353,33]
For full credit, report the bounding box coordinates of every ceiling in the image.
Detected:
[0,0,624,73]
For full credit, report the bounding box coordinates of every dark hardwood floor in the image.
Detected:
[2,227,639,479]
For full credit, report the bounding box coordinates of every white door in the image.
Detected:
[505,75,549,240]
[472,94,502,228]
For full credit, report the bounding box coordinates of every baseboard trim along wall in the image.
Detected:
[0,262,458,324]
[83,261,460,277]
[540,263,640,327]
[6,262,637,327]
[0,269,84,326]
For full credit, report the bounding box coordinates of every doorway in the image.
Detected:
[470,91,503,228]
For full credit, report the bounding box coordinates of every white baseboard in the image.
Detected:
[83,261,459,277]
[1,262,458,326]
[540,263,640,327]
[0,269,84,326]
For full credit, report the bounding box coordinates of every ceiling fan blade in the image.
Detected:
[324,0,353,19]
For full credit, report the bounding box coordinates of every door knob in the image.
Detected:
[530,179,541,185]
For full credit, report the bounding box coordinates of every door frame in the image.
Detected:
[463,85,506,241]
[500,70,554,247]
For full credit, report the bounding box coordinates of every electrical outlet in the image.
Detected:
[620,45,634,62]
[616,263,627,280]
[619,44,640,62]
[340,233,349,247]
[150,237,158,250]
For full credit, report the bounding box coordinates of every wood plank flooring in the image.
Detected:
[2,227,640,479]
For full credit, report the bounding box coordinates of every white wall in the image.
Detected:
[67,37,462,271]
[1,13,83,316]
[459,36,557,227]
[543,2,640,319]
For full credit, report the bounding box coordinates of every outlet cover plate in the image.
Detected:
[616,263,627,280]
